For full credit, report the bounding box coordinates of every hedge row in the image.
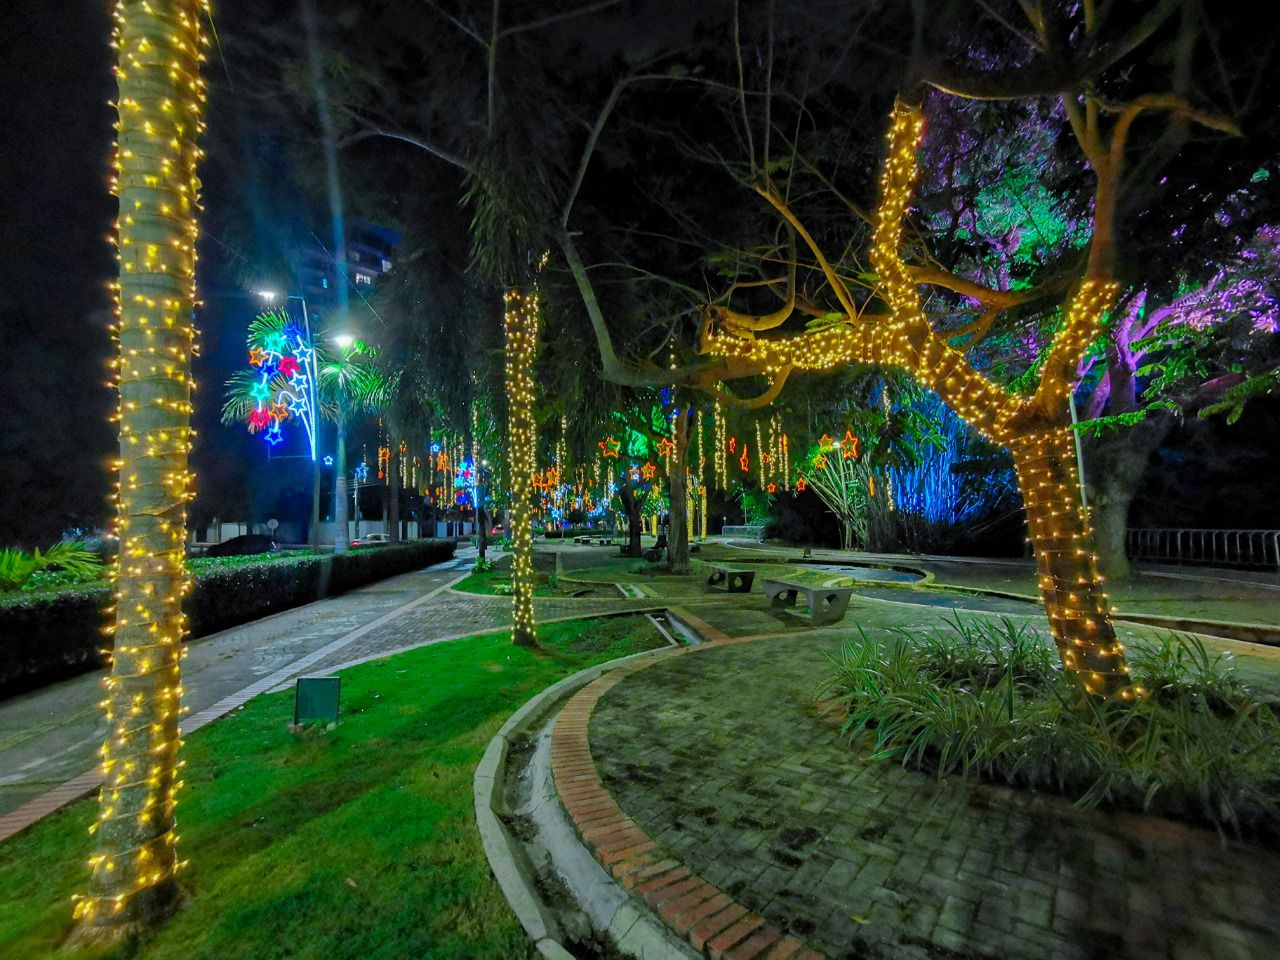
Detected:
[0,539,456,700]
[541,527,603,539]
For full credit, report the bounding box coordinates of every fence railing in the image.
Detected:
[722,524,766,541]
[1126,528,1280,570]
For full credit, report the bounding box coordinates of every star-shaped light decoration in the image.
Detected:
[293,342,314,366]
[641,462,657,480]
[739,444,750,472]
[796,475,808,492]
[278,356,301,379]
[249,380,273,402]
[814,454,829,470]
[263,331,287,354]
[767,482,777,493]
[248,407,271,430]
[265,424,284,446]
[728,436,737,453]
[598,436,621,458]
[762,452,772,465]
[842,431,860,459]
[267,401,290,423]
[818,433,835,452]
[248,347,267,367]
[656,437,675,459]
[629,465,640,481]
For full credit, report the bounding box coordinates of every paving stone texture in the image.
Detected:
[589,618,1280,960]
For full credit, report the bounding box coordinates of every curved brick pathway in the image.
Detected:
[574,625,1280,960]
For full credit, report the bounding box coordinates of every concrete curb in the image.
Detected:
[473,643,680,959]
[548,645,826,960]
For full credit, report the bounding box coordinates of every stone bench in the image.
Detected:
[705,564,756,593]
[574,536,592,545]
[761,578,853,625]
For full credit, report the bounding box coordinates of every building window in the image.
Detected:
[355,272,373,285]
[351,251,361,262]
[322,277,329,289]
[381,258,393,272]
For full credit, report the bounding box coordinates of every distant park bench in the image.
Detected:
[573,536,592,545]
[761,578,853,625]
[705,563,756,593]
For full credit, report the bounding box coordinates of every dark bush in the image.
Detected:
[541,527,598,539]
[0,540,455,699]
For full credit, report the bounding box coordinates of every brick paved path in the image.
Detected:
[589,627,1280,960]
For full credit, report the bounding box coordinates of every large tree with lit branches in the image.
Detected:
[691,2,1246,699]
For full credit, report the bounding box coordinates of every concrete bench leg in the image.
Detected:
[811,591,852,625]
[728,572,752,593]
[708,571,725,587]
[769,588,798,609]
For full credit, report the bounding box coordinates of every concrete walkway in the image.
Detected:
[0,545,661,825]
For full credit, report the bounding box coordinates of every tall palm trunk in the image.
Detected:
[75,0,209,937]
[309,462,322,548]
[503,288,539,646]
[334,421,349,553]
[1008,428,1131,698]
[387,439,401,544]
[666,410,692,573]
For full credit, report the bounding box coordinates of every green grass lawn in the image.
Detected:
[0,616,665,959]
[450,568,558,597]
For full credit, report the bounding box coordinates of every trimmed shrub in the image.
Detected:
[0,540,455,699]
[541,527,598,539]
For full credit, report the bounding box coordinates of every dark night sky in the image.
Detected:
[0,3,1275,547]
[0,4,116,544]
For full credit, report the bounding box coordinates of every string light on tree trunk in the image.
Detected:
[504,287,540,646]
[701,98,1132,698]
[76,0,210,932]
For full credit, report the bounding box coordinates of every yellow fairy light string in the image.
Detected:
[504,287,539,646]
[75,0,210,929]
[702,100,1131,698]
[754,420,765,486]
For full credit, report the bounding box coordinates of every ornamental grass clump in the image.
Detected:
[821,614,1280,839]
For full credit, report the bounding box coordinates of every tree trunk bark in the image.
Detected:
[76,0,207,938]
[618,484,643,557]
[388,441,401,544]
[504,288,539,646]
[1085,416,1173,580]
[667,411,691,573]
[1008,428,1134,699]
[334,421,349,554]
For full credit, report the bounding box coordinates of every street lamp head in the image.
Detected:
[255,289,280,301]
[332,334,354,350]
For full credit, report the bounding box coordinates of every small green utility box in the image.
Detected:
[294,676,341,727]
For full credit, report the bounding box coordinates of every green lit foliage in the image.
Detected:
[821,618,1280,837]
[0,542,102,593]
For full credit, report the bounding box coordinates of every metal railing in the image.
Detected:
[1126,528,1280,570]
[722,524,766,541]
